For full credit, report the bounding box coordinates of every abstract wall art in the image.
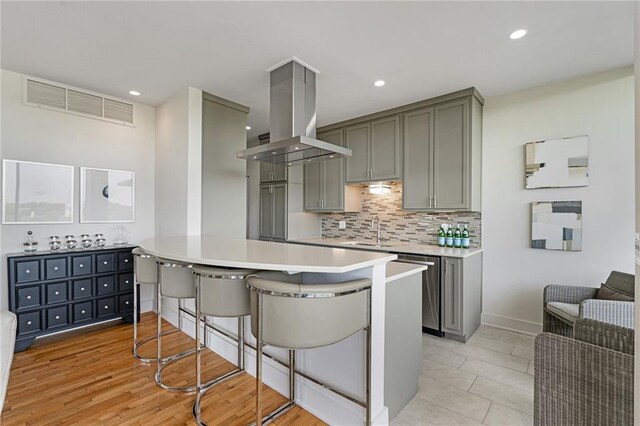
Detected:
[531,201,582,251]
[80,167,134,223]
[525,135,588,189]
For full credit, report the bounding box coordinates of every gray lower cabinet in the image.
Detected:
[304,129,346,211]
[440,254,482,342]
[345,115,401,183]
[260,183,287,241]
[403,95,482,211]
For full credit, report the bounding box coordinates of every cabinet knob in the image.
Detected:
[55,315,60,320]
[125,259,129,263]
[25,269,30,274]
[27,295,32,300]
[54,291,60,295]
[27,320,32,325]
[125,280,129,284]
[80,287,85,291]
[54,266,59,271]
[125,301,130,305]
[103,283,108,287]
[79,264,84,268]
[81,310,86,314]
[104,305,109,309]
[103,261,108,265]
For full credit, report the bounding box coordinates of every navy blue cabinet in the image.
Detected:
[8,246,137,352]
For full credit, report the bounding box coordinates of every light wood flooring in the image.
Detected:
[2,312,325,425]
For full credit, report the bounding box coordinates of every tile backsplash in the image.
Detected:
[322,182,482,247]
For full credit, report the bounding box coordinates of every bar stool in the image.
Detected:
[155,257,205,392]
[246,272,373,426]
[191,265,256,425]
[132,247,181,363]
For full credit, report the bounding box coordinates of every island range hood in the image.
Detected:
[236,59,351,166]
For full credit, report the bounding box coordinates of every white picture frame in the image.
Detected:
[525,135,589,189]
[2,159,74,224]
[80,167,135,223]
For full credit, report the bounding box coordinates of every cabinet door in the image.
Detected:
[272,183,288,240]
[370,115,401,180]
[433,99,469,210]
[441,257,463,335]
[272,163,287,182]
[260,162,273,183]
[304,161,323,211]
[259,184,273,239]
[345,123,371,183]
[403,108,434,209]
[321,129,345,211]
[260,162,287,182]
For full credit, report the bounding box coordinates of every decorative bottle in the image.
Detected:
[446,224,454,248]
[462,225,470,249]
[437,225,446,247]
[454,225,462,248]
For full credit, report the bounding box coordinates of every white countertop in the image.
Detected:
[139,236,397,273]
[386,261,428,283]
[290,237,483,258]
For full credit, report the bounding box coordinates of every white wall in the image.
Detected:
[154,87,202,237]
[633,4,639,423]
[0,69,156,311]
[482,67,635,333]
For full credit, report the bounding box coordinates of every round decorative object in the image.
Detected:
[49,235,62,251]
[81,237,93,249]
[24,230,38,253]
[65,235,77,250]
[95,233,107,248]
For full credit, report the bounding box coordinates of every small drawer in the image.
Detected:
[17,311,41,336]
[118,293,134,312]
[96,254,115,274]
[73,301,93,323]
[118,273,134,292]
[46,282,68,304]
[45,258,67,280]
[16,260,40,283]
[97,297,116,318]
[118,252,133,271]
[46,306,68,329]
[97,276,116,295]
[72,279,93,300]
[72,256,92,276]
[17,286,41,310]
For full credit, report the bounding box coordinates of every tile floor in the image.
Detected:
[392,325,536,426]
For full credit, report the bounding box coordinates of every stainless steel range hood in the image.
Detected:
[236,59,351,166]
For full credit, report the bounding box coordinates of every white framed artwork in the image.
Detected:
[525,135,589,189]
[80,167,135,223]
[2,159,74,224]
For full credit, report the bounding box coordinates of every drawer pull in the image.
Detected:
[103,283,108,287]
[80,287,85,291]
[125,301,130,305]
[124,259,129,263]
[125,280,129,284]
[79,264,84,268]
[104,305,109,309]
[27,295,32,300]
[81,310,86,314]
[55,315,60,320]
[54,291,60,295]
[26,269,30,274]
[54,266,59,271]
[103,261,108,265]
[27,320,32,325]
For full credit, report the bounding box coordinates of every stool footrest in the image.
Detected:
[133,329,181,363]
[192,367,245,425]
[155,345,207,392]
[249,401,296,426]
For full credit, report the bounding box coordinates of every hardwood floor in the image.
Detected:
[2,312,326,425]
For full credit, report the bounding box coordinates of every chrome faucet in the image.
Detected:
[371,216,381,244]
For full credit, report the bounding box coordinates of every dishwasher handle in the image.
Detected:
[396,259,435,266]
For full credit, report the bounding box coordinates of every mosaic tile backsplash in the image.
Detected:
[322,182,482,247]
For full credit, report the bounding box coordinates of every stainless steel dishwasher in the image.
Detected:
[397,254,442,337]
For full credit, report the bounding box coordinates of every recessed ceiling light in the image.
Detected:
[271,151,277,155]
[129,90,140,96]
[374,80,386,87]
[509,29,527,40]
[293,146,300,150]
[246,126,251,130]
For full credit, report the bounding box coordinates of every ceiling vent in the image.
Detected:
[24,77,134,125]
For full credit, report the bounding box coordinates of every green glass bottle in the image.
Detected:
[446,224,454,247]
[438,225,446,247]
[454,225,462,248]
[462,225,470,249]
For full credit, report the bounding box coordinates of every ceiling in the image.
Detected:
[1,1,634,139]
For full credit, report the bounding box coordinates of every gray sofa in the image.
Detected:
[543,271,635,336]
[534,318,634,425]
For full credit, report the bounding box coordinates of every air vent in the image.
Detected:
[24,77,134,125]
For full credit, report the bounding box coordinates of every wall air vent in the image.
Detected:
[23,76,134,126]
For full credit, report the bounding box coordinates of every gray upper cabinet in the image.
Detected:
[260,183,287,240]
[403,93,482,211]
[304,129,346,212]
[345,115,401,183]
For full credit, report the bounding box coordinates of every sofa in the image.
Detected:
[543,271,634,337]
[0,310,17,414]
[534,318,634,425]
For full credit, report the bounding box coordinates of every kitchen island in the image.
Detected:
[140,236,401,425]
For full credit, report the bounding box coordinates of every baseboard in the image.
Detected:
[160,305,381,425]
[481,312,542,336]
[140,298,154,313]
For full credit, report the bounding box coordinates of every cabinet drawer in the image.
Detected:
[72,256,92,276]
[118,252,133,271]
[17,286,41,310]
[97,276,116,295]
[17,311,41,336]
[16,260,40,283]
[73,302,93,323]
[118,273,134,292]
[46,306,68,330]
[46,282,68,304]
[97,297,116,317]
[118,293,134,312]
[45,258,67,280]
[72,279,93,300]
[96,254,115,273]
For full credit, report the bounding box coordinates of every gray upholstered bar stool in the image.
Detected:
[155,257,203,392]
[247,272,373,426]
[191,265,256,425]
[132,247,181,363]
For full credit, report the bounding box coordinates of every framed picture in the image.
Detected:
[80,167,134,223]
[2,159,74,224]
[531,201,582,251]
[525,135,589,189]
